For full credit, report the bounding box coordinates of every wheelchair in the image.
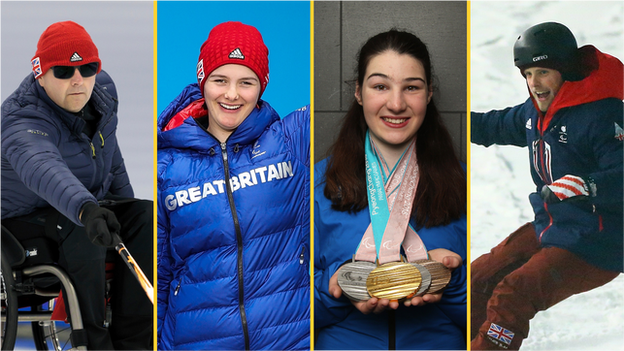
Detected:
[1,224,110,350]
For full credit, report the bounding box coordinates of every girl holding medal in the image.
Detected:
[314,30,466,349]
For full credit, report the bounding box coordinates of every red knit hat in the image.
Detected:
[197,21,269,98]
[31,21,102,79]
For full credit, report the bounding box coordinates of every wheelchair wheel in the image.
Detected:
[1,255,18,351]
[31,300,73,351]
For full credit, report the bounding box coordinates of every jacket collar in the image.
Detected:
[34,77,116,135]
[531,46,624,132]
[157,83,279,151]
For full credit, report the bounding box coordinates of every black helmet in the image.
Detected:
[513,22,579,78]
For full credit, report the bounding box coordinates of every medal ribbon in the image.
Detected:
[355,131,428,265]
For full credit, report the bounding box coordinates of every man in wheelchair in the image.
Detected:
[1,21,153,350]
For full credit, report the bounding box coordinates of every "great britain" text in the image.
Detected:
[164,160,294,211]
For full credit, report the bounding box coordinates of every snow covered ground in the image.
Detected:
[470,1,624,350]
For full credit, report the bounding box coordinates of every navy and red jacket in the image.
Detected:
[1,72,133,225]
[471,46,624,272]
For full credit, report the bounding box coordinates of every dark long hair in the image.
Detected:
[323,29,466,228]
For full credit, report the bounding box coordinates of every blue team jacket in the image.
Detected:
[157,83,310,350]
[471,46,624,272]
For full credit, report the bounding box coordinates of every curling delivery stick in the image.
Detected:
[114,234,154,304]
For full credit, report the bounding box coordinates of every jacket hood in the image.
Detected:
[157,83,279,151]
[533,45,624,131]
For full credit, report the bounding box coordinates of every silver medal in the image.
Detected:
[337,260,376,301]
[410,262,432,296]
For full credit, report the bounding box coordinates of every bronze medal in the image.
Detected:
[413,259,451,294]
[337,260,377,301]
[366,262,421,301]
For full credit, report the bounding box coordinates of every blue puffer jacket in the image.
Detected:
[157,83,310,350]
[471,46,623,272]
[314,158,467,350]
[1,72,133,225]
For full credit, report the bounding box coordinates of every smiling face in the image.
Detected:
[203,64,261,142]
[356,50,432,154]
[38,67,96,113]
[523,66,564,113]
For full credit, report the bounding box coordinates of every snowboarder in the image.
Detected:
[470,21,623,350]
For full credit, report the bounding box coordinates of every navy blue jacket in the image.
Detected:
[314,157,467,350]
[472,46,623,272]
[1,72,133,225]
[157,83,310,350]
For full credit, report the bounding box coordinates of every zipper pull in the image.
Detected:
[174,281,181,296]
[99,131,104,147]
[220,142,227,161]
[90,142,96,158]
[299,246,305,265]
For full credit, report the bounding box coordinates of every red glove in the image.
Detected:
[540,175,591,204]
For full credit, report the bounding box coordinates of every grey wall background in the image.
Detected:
[314,1,467,164]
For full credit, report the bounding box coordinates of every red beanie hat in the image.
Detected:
[197,21,269,98]
[31,21,101,79]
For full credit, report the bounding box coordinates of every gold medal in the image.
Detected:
[366,261,421,301]
[413,259,451,294]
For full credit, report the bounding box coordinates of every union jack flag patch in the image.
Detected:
[615,122,624,141]
[196,59,205,83]
[487,322,514,346]
[31,57,42,79]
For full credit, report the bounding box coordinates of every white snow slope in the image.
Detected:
[471,1,624,350]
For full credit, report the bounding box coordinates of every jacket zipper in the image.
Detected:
[220,142,250,351]
[537,119,557,242]
[388,309,396,350]
[172,265,188,296]
[89,141,96,158]
[536,116,550,184]
[539,202,554,243]
[86,136,98,190]
[299,245,306,265]
[537,139,548,183]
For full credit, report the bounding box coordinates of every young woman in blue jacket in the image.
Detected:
[157,22,310,350]
[315,29,467,350]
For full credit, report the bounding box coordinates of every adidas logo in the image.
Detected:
[525,118,532,130]
[229,48,245,60]
[70,52,83,62]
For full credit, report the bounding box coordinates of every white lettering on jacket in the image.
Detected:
[164,160,294,211]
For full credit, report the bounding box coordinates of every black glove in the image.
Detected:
[80,202,121,247]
